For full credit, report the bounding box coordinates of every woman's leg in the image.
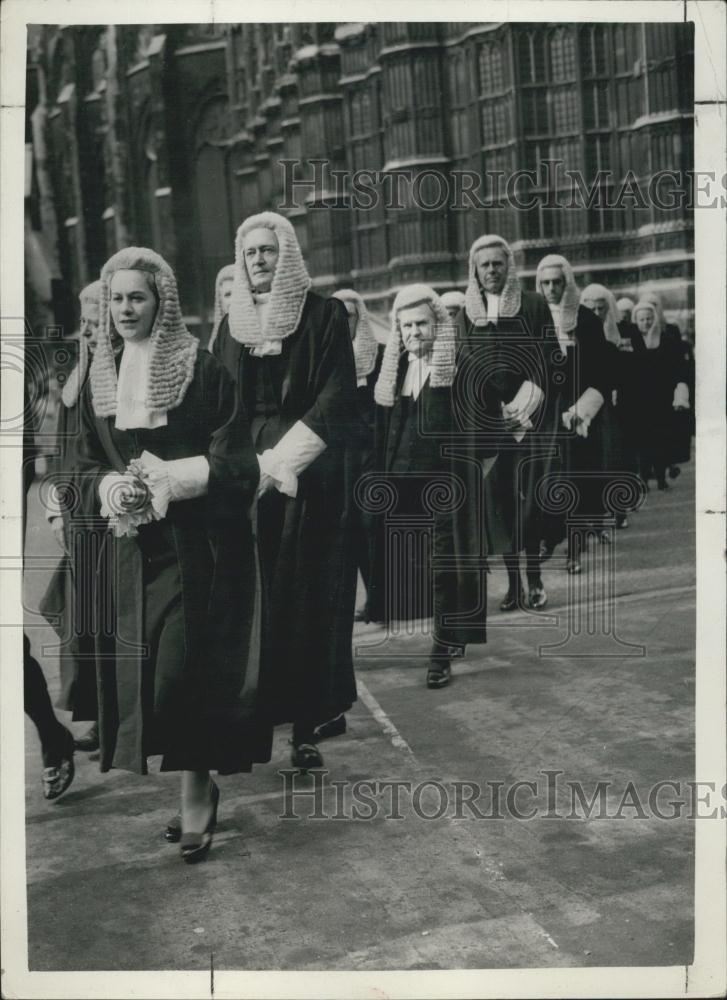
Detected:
[181,769,214,834]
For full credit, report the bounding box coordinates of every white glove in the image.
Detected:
[673,382,689,410]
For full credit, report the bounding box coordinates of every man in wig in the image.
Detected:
[461,234,559,612]
[207,263,235,352]
[367,284,456,685]
[212,212,359,771]
[40,280,115,753]
[332,288,382,631]
[536,256,614,574]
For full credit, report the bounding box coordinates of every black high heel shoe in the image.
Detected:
[180,781,219,864]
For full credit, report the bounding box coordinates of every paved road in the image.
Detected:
[22,462,695,972]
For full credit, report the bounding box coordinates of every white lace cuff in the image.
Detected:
[509,380,545,420]
[136,451,209,518]
[258,421,327,498]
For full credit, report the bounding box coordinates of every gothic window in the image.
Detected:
[518,31,545,84]
[192,97,234,311]
[478,42,504,94]
[548,27,576,82]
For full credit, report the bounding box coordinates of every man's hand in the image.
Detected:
[257,472,277,497]
[501,400,533,435]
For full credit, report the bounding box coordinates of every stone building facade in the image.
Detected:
[25,21,695,338]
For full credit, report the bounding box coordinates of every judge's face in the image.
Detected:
[539,267,566,305]
[243,228,279,293]
[474,246,508,295]
[618,305,632,323]
[585,297,608,321]
[109,270,158,343]
[219,277,233,314]
[399,303,435,357]
[342,300,358,340]
[445,304,462,320]
[634,307,655,334]
[80,300,100,353]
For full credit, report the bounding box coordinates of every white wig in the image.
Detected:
[90,247,198,419]
[374,284,456,407]
[464,234,522,323]
[227,211,311,350]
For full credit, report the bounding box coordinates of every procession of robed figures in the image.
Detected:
[25,210,694,864]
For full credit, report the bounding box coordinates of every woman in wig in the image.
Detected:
[536,257,613,574]
[461,234,559,612]
[332,288,382,627]
[75,247,271,863]
[212,212,359,772]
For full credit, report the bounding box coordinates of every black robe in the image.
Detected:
[213,292,359,726]
[541,305,617,547]
[367,355,453,623]
[626,328,688,480]
[459,289,561,557]
[355,345,384,606]
[74,349,272,775]
[39,371,98,720]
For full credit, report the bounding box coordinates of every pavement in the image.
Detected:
[22,463,695,972]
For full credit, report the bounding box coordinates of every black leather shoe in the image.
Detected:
[164,813,182,843]
[42,728,75,801]
[500,590,524,612]
[314,714,346,741]
[427,660,452,688]
[291,743,324,772]
[74,722,99,752]
[447,646,465,658]
[566,559,582,575]
[528,584,548,610]
[668,465,681,480]
[180,781,219,864]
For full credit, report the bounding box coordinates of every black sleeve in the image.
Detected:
[300,297,360,446]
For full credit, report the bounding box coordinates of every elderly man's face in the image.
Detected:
[584,297,609,321]
[474,246,508,296]
[539,266,566,306]
[243,228,279,293]
[399,303,435,358]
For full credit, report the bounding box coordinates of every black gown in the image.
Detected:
[367,354,453,623]
[459,289,561,558]
[75,349,272,774]
[213,293,359,727]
